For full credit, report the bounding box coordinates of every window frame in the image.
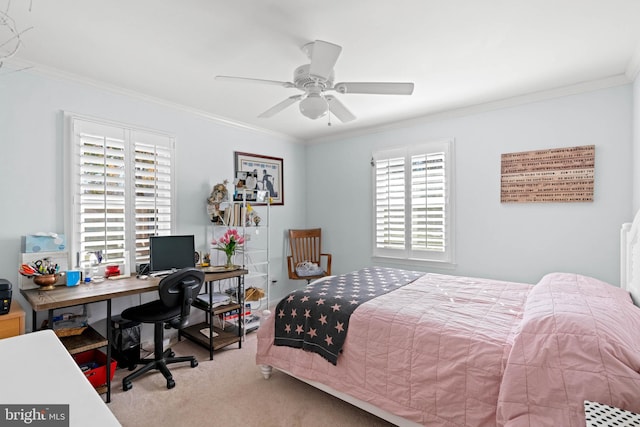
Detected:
[371,139,455,266]
[64,113,176,272]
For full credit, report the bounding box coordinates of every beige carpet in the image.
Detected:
[108,332,395,427]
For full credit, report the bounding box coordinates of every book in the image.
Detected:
[197,292,231,308]
[199,327,219,338]
[220,307,251,322]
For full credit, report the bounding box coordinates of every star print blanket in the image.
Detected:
[273,267,424,365]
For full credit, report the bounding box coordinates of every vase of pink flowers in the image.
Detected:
[212,229,244,269]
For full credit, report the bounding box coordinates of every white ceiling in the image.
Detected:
[5,0,640,142]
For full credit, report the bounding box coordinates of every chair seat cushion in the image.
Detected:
[295,261,325,277]
[121,299,182,324]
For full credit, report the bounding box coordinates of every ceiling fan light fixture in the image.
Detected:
[216,40,414,124]
[299,94,328,120]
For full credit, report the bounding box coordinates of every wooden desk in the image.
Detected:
[20,269,248,402]
[21,270,249,312]
[21,276,158,403]
[21,276,160,313]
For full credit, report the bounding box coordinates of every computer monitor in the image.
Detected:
[149,235,195,273]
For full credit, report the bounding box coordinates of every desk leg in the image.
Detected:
[208,281,213,361]
[238,275,243,349]
[106,299,112,403]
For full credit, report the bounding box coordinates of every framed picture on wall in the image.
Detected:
[234,152,284,205]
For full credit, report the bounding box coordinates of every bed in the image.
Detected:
[256,213,640,426]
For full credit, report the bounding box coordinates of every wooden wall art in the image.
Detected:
[500,145,594,203]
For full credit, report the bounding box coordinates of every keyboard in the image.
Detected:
[149,269,175,278]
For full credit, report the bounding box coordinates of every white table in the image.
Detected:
[0,330,120,426]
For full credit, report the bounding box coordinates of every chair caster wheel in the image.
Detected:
[167,378,175,389]
[123,381,132,391]
[128,364,137,371]
[191,359,198,368]
[168,350,175,358]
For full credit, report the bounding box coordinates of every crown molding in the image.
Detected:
[7,58,633,146]
[307,74,632,145]
[5,58,303,144]
[626,43,640,82]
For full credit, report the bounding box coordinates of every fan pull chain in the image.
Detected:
[326,97,332,126]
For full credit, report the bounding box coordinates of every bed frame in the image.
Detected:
[260,212,640,426]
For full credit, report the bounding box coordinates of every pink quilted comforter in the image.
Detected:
[257,273,532,426]
[256,272,640,426]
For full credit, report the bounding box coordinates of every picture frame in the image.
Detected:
[234,152,284,205]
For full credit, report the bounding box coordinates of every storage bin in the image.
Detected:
[73,349,117,388]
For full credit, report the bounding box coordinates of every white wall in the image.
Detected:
[1,70,635,334]
[306,85,633,286]
[0,70,306,331]
[633,76,640,214]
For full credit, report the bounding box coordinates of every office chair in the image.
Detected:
[121,267,205,391]
[287,228,332,283]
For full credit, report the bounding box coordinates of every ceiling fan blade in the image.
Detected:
[308,40,342,81]
[216,75,295,89]
[258,95,303,118]
[325,95,356,123]
[333,82,414,95]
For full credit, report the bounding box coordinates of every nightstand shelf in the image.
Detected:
[0,301,25,339]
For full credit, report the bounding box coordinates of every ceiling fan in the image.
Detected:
[215,40,414,123]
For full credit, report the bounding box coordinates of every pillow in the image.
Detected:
[521,272,635,334]
[295,261,324,277]
[497,272,640,426]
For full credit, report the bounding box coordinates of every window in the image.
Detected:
[372,139,454,264]
[65,115,175,271]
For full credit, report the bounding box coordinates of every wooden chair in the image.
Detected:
[287,228,332,283]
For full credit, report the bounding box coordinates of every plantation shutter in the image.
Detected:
[373,140,453,263]
[133,132,173,266]
[410,151,446,253]
[69,116,175,269]
[374,152,406,255]
[76,122,127,265]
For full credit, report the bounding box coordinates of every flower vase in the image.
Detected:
[225,253,234,269]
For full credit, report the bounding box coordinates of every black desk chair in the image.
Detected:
[121,267,205,391]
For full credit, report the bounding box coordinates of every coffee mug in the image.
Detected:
[66,270,81,286]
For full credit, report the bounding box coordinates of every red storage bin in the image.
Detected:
[73,349,117,388]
